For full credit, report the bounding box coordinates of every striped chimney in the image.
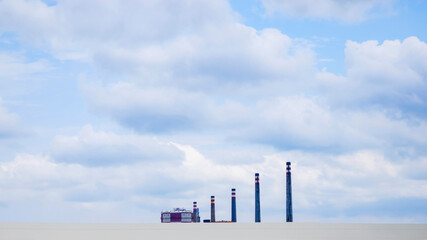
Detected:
[193,202,198,223]
[211,196,215,222]
[231,188,237,222]
[255,173,261,222]
[286,162,293,222]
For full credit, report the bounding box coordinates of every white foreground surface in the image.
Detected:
[0,222,426,240]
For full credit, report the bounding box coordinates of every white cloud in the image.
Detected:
[0,0,56,43]
[2,1,425,144]
[0,0,236,60]
[0,0,316,82]
[81,82,256,133]
[51,125,184,166]
[268,150,427,216]
[345,37,427,97]
[316,37,427,109]
[0,51,51,82]
[261,0,394,22]
[0,98,20,137]
[1,142,426,222]
[250,95,427,150]
[83,78,427,151]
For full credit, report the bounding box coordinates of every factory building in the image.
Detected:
[161,208,193,223]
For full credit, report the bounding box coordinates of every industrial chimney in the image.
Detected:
[193,202,198,223]
[231,188,237,222]
[211,196,215,222]
[255,173,261,222]
[286,162,293,222]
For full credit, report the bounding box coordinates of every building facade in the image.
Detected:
[161,208,193,223]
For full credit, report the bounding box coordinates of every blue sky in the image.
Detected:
[0,0,426,223]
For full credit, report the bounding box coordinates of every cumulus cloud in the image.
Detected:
[0,0,316,82]
[261,0,394,22]
[1,2,424,149]
[0,0,236,60]
[345,37,427,102]
[317,37,427,114]
[61,1,426,155]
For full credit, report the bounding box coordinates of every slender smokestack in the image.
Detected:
[196,208,200,222]
[255,173,261,222]
[231,188,237,222]
[211,196,215,222]
[286,162,293,222]
[193,202,198,223]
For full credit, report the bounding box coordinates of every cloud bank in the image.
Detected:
[1,132,427,222]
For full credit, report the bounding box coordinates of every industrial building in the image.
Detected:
[161,208,193,223]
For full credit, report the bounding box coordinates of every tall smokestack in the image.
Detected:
[286,162,293,222]
[211,196,215,222]
[255,173,261,222]
[193,202,198,223]
[231,188,237,222]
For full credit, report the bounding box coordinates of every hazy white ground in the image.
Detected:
[0,223,426,240]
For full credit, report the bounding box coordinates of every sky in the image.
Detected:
[0,0,426,223]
